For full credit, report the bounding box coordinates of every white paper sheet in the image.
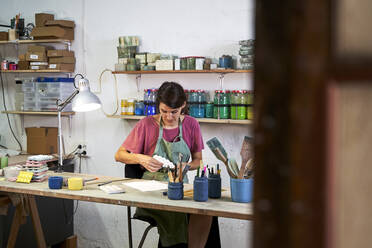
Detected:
[123,180,167,192]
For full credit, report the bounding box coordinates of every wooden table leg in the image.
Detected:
[27,195,47,248]
[7,203,26,248]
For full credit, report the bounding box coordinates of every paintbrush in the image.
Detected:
[240,136,252,171]
[207,137,228,159]
[244,158,254,179]
[228,159,240,178]
[213,147,236,178]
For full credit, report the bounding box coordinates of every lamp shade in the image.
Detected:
[72,78,101,112]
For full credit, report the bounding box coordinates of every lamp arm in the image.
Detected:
[57,90,79,111]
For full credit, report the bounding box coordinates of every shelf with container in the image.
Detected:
[0,38,74,74]
[1,110,75,136]
[107,114,252,125]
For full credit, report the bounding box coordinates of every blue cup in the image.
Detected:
[230,178,253,203]
[48,176,63,189]
[168,182,184,200]
[193,176,208,202]
[208,174,221,199]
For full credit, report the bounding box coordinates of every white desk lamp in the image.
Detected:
[56,75,101,172]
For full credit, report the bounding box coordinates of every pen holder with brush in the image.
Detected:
[193,176,208,202]
[208,174,221,199]
[168,182,184,200]
[230,178,253,203]
[48,176,63,189]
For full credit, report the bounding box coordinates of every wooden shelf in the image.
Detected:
[112,69,252,74]
[108,115,252,125]
[2,111,75,116]
[0,39,71,44]
[1,70,73,73]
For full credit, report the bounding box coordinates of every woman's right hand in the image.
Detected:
[138,154,163,172]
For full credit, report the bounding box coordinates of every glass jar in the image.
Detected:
[180,57,188,70]
[121,99,128,115]
[246,90,254,120]
[230,90,238,119]
[213,90,229,119]
[127,99,135,115]
[187,57,196,70]
[205,102,214,118]
[237,90,247,120]
[135,101,145,115]
[194,90,205,118]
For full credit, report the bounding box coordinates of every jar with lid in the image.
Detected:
[230,90,238,119]
[194,90,206,118]
[205,102,214,118]
[213,90,229,119]
[147,89,157,116]
[246,90,253,119]
[186,57,196,70]
[127,99,135,115]
[237,90,247,120]
[189,90,197,117]
[121,99,128,115]
[135,101,145,115]
[180,57,188,70]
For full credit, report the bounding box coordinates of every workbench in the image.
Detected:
[1,157,252,247]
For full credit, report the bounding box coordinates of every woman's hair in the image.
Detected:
[156,81,188,114]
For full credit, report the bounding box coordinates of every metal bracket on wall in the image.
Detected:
[68,115,72,138]
[218,73,225,90]
[136,74,141,94]
[64,41,71,51]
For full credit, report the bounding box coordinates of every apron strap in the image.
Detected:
[158,116,164,141]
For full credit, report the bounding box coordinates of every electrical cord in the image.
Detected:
[63,154,82,225]
[96,69,119,117]
[0,52,23,151]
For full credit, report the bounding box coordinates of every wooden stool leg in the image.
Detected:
[27,195,47,248]
[7,204,26,248]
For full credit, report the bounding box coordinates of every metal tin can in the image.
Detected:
[1,60,8,70]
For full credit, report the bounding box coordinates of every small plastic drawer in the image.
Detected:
[22,82,36,93]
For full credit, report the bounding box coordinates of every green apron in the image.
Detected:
[135,117,191,247]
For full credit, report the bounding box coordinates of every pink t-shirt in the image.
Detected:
[122,115,204,156]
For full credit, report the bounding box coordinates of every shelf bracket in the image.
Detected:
[68,115,72,138]
[218,73,225,90]
[136,74,141,95]
[20,115,24,136]
[64,41,71,51]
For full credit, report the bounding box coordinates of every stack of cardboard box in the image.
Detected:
[26,45,49,70]
[30,13,75,40]
[18,46,75,71]
[47,50,75,71]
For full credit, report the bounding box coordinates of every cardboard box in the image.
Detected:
[30,62,48,66]
[0,32,8,41]
[27,45,47,53]
[31,26,74,40]
[18,54,26,61]
[49,57,76,64]
[26,52,47,62]
[18,61,29,70]
[47,50,74,57]
[26,127,58,155]
[29,65,48,70]
[45,20,75,28]
[48,63,75,71]
[35,13,54,27]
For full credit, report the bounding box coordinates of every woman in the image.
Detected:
[115,82,216,248]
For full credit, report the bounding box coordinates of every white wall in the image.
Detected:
[0,0,254,247]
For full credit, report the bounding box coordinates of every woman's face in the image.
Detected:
[159,102,185,126]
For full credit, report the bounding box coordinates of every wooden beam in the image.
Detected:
[254,0,329,247]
